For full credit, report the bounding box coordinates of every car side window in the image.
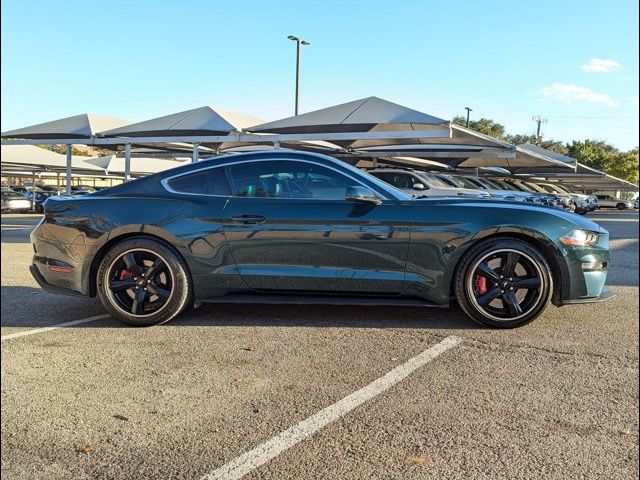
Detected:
[167,169,231,196]
[371,172,415,189]
[226,160,355,200]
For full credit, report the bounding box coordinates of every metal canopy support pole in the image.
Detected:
[56,172,60,194]
[294,41,300,115]
[65,145,72,194]
[31,172,36,212]
[124,143,131,181]
[192,143,200,163]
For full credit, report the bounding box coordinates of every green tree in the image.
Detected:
[504,134,569,155]
[36,144,92,156]
[606,149,639,184]
[565,140,618,171]
[451,116,506,139]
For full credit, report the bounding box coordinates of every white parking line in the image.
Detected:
[1,314,111,341]
[201,335,463,480]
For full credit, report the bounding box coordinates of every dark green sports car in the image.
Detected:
[30,151,613,328]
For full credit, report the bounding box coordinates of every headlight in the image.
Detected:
[560,229,600,247]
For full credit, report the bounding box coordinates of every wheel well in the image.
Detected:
[88,233,190,297]
[451,232,563,303]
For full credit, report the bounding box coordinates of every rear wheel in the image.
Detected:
[97,238,192,326]
[454,239,553,328]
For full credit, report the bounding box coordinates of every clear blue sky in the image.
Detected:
[2,0,638,149]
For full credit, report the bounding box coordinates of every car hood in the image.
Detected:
[411,197,606,232]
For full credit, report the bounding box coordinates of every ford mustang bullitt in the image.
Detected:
[30,151,613,328]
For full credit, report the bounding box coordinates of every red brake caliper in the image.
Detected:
[119,269,132,280]
[475,270,488,295]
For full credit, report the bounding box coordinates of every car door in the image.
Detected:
[221,159,411,295]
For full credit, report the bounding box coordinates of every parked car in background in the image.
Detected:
[536,183,597,215]
[1,187,32,213]
[24,190,57,213]
[36,184,60,193]
[596,195,634,210]
[9,185,32,195]
[72,185,97,193]
[30,151,613,329]
[635,198,639,209]
[60,190,93,197]
[498,179,567,210]
[366,168,489,198]
[434,174,535,203]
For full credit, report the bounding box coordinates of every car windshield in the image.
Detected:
[553,184,573,194]
[437,175,467,188]
[480,178,505,189]
[501,180,529,192]
[462,177,491,189]
[417,173,453,189]
[452,176,481,189]
[524,182,551,194]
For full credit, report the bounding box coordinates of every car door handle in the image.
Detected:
[230,214,267,224]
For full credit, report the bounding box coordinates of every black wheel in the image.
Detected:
[97,238,192,326]
[454,239,553,328]
[616,203,627,210]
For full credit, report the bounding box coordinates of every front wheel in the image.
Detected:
[97,238,192,326]
[454,239,553,328]
[616,203,627,210]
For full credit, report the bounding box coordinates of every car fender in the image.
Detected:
[441,224,569,305]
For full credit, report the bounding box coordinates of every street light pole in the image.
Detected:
[287,35,310,115]
[464,106,473,128]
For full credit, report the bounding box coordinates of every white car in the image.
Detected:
[537,183,598,215]
[596,194,634,210]
[367,169,489,198]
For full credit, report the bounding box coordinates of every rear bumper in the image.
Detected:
[30,264,88,297]
[558,287,616,305]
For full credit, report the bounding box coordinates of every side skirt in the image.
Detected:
[198,294,448,308]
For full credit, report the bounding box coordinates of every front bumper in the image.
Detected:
[554,231,612,306]
[560,287,616,304]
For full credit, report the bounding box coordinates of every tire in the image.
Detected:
[96,237,192,326]
[616,203,627,210]
[454,238,553,328]
[576,210,588,216]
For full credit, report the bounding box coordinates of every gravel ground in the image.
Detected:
[1,211,638,480]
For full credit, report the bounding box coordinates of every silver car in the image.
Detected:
[366,169,489,198]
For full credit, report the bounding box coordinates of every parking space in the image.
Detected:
[2,211,638,479]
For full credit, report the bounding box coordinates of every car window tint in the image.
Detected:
[168,169,231,195]
[227,161,354,199]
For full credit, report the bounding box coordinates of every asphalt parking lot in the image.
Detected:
[1,211,638,480]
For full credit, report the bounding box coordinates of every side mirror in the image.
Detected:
[412,183,426,191]
[345,186,382,205]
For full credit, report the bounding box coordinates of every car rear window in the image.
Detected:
[167,169,231,196]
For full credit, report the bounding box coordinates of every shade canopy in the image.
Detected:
[355,156,454,171]
[0,145,102,174]
[456,145,574,170]
[514,144,578,170]
[100,106,263,137]
[249,96,450,147]
[84,155,188,175]
[1,114,131,139]
[218,139,340,154]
